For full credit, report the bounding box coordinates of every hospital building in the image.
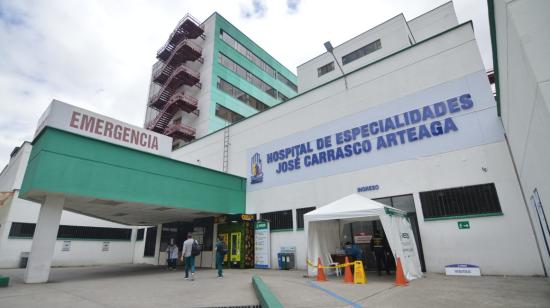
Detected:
[0,0,549,283]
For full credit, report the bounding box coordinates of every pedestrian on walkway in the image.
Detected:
[166,238,179,270]
[371,231,391,276]
[215,235,227,278]
[181,233,197,280]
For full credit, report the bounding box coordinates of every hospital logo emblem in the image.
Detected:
[250,153,264,184]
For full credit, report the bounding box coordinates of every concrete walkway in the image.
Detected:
[1,264,549,307]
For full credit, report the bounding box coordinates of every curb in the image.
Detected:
[0,276,9,287]
[252,275,283,308]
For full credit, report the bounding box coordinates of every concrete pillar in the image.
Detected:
[154,224,162,265]
[24,195,64,283]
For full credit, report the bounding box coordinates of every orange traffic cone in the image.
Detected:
[394,257,408,286]
[343,257,353,283]
[317,257,327,282]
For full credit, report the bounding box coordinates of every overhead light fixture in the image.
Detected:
[324,40,348,90]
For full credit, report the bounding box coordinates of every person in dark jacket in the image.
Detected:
[215,235,227,278]
[371,231,391,275]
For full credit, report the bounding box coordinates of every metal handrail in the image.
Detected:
[170,92,198,107]
[152,62,199,85]
[164,123,196,136]
[156,14,204,56]
[146,92,198,128]
[157,39,202,62]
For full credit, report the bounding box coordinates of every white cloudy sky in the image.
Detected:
[0,0,490,168]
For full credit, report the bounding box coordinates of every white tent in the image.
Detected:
[304,194,422,281]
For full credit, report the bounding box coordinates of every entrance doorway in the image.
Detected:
[375,194,426,272]
[341,194,426,272]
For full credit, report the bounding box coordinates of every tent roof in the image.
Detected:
[304,194,406,223]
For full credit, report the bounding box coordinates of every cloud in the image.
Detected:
[241,0,268,19]
[286,0,301,14]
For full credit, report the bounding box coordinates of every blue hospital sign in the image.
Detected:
[246,71,504,191]
[250,153,264,184]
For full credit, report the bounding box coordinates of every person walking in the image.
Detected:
[371,231,391,276]
[215,235,227,278]
[166,238,179,270]
[181,233,197,280]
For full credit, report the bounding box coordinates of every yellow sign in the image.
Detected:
[230,232,241,262]
[353,261,367,284]
[241,214,255,221]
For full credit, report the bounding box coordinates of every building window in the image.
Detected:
[8,222,132,240]
[342,39,381,65]
[296,206,316,229]
[260,210,293,231]
[136,228,145,241]
[143,227,157,257]
[220,30,298,93]
[217,78,269,111]
[215,104,245,124]
[277,73,298,92]
[420,183,503,220]
[219,53,284,101]
[317,62,335,77]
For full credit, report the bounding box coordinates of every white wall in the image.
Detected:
[173,20,544,275]
[0,138,140,269]
[0,143,31,192]
[2,238,135,268]
[297,14,411,93]
[493,0,550,273]
[408,2,458,42]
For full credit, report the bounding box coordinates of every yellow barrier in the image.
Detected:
[307,259,367,284]
[306,259,353,269]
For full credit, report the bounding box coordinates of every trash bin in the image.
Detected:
[19,252,29,268]
[277,253,295,270]
[277,253,284,269]
[285,253,295,269]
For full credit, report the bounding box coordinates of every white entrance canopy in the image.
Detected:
[304,194,422,281]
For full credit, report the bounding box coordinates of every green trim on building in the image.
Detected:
[209,13,298,133]
[20,128,246,214]
[424,212,503,221]
[214,13,297,84]
[487,0,501,116]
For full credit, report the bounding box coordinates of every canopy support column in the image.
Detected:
[24,195,65,283]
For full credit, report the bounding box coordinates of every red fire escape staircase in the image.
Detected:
[157,14,205,61]
[147,14,204,142]
[146,93,198,141]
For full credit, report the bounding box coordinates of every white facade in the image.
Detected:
[0,143,140,268]
[490,0,550,274]
[297,2,457,93]
[172,3,544,275]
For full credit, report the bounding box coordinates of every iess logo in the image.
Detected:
[250,153,264,184]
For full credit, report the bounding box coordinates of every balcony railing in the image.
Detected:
[164,123,196,141]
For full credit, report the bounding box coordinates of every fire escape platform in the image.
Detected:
[147,93,198,134]
[157,14,204,60]
[164,123,196,142]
